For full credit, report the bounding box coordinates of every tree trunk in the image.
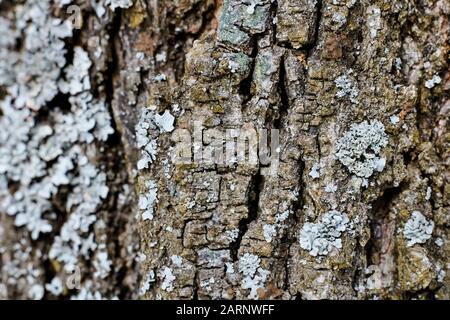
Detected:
[0,0,449,300]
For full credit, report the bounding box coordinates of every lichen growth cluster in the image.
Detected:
[0,0,116,299]
[403,211,434,247]
[334,71,359,104]
[105,0,133,11]
[238,253,270,299]
[299,210,350,257]
[335,120,388,178]
[135,108,175,171]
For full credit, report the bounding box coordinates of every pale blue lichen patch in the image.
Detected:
[335,120,388,178]
[390,114,400,125]
[0,2,117,298]
[403,211,434,247]
[1,44,113,243]
[139,180,158,221]
[93,251,112,279]
[367,6,382,39]
[135,108,175,170]
[262,210,290,243]
[424,74,442,89]
[263,224,277,243]
[105,0,133,10]
[299,210,350,257]
[324,183,338,193]
[154,110,175,133]
[1,240,45,295]
[334,71,359,104]
[217,0,270,49]
[139,270,156,295]
[238,253,270,299]
[159,266,176,292]
[135,108,159,170]
[309,163,322,179]
[45,277,64,296]
[0,0,73,110]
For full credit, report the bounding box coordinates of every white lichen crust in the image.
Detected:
[105,0,133,10]
[335,120,388,178]
[299,210,350,257]
[238,253,269,299]
[0,0,117,299]
[403,211,434,247]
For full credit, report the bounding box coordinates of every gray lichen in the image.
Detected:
[403,211,434,247]
[139,180,158,221]
[238,253,270,299]
[0,0,73,110]
[0,0,117,299]
[335,120,388,178]
[105,0,133,10]
[0,0,448,301]
[135,108,175,170]
[424,74,442,89]
[334,71,359,104]
[299,210,350,257]
[217,0,270,50]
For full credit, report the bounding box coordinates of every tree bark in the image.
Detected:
[0,0,449,300]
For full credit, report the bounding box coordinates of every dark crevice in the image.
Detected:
[282,158,304,291]
[163,1,218,82]
[238,41,258,106]
[192,270,199,300]
[183,0,218,38]
[47,92,72,113]
[274,55,289,129]
[180,218,195,244]
[271,0,278,45]
[404,287,440,300]
[351,244,365,297]
[103,9,137,300]
[230,170,263,261]
[104,8,122,136]
[303,0,323,57]
[361,183,406,297]
[402,149,414,167]
[365,185,403,266]
[310,126,321,160]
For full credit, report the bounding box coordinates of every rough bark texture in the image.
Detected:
[0,0,449,300]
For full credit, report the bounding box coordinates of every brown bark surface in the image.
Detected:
[0,0,449,300]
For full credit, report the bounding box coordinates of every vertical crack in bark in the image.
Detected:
[192,270,199,300]
[229,33,261,261]
[312,0,323,48]
[230,170,263,261]
[360,184,405,297]
[105,10,122,134]
[239,41,258,106]
[271,0,279,45]
[366,186,402,266]
[104,9,138,299]
[303,0,322,57]
[283,158,305,292]
[274,55,289,129]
